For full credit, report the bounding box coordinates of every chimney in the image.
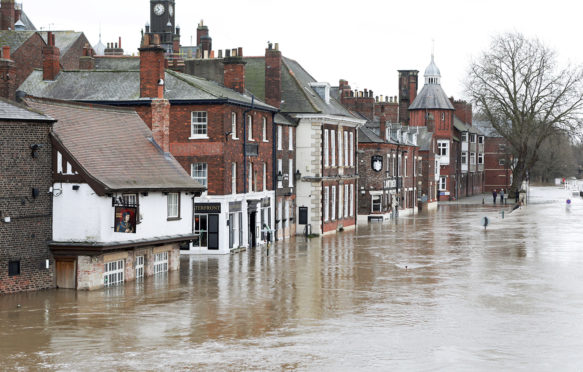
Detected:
[265,42,282,108]
[42,32,60,81]
[196,20,209,46]
[79,43,95,70]
[223,47,246,93]
[139,34,166,98]
[0,0,15,30]
[379,115,387,141]
[151,98,171,152]
[0,46,16,100]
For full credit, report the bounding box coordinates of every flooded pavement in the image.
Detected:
[2,186,583,371]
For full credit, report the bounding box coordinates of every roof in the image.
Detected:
[424,54,441,77]
[244,56,357,118]
[409,83,454,110]
[19,11,36,30]
[39,31,85,56]
[473,120,502,137]
[24,97,205,192]
[274,113,295,126]
[358,125,384,143]
[94,56,140,70]
[0,97,54,122]
[0,30,37,52]
[19,69,276,111]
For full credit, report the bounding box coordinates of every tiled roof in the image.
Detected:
[19,11,36,30]
[24,97,205,192]
[19,69,276,111]
[39,31,84,56]
[473,120,501,137]
[274,113,295,126]
[94,56,140,70]
[0,97,54,122]
[0,30,37,52]
[358,125,384,143]
[409,84,454,110]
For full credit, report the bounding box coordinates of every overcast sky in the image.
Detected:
[22,0,583,100]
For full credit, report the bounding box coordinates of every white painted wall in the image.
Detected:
[52,183,193,242]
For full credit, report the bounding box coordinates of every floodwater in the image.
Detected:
[2,186,583,371]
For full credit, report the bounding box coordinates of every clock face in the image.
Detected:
[154,3,165,15]
[169,4,174,16]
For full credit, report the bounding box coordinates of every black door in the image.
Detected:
[249,211,257,247]
[208,214,219,250]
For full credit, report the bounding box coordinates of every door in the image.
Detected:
[56,259,76,289]
[208,214,219,250]
[249,211,257,247]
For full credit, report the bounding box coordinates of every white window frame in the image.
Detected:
[461,132,468,142]
[191,163,208,187]
[277,125,282,150]
[461,152,468,164]
[470,134,476,143]
[372,195,382,213]
[154,251,169,274]
[263,163,267,191]
[331,186,336,221]
[135,256,144,279]
[439,176,447,191]
[478,153,484,165]
[232,162,237,194]
[248,162,253,191]
[167,192,179,219]
[331,129,336,166]
[350,132,354,167]
[288,126,293,151]
[324,129,329,167]
[349,184,354,216]
[478,136,484,144]
[324,186,330,221]
[288,158,293,188]
[104,259,124,286]
[277,159,283,189]
[262,117,268,142]
[404,156,408,177]
[247,115,253,141]
[437,140,449,157]
[344,131,349,167]
[470,152,476,165]
[338,129,343,167]
[338,185,343,219]
[344,184,349,217]
[190,111,208,139]
[231,112,238,139]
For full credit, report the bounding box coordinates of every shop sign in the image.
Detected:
[195,203,221,213]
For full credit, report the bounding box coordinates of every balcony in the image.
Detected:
[244,143,258,157]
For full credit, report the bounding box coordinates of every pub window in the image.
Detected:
[190,111,208,138]
[8,260,20,276]
[154,252,169,274]
[122,193,138,206]
[231,112,238,139]
[104,259,124,286]
[191,163,208,187]
[167,192,180,219]
[135,256,144,279]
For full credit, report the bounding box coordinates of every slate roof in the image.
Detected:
[94,56,140,70]
[24,97,205,192]
[0,97,54,122]
[0,30,37,52]
[473,120,501,137]
[19,69,276,111]
[358,125,384,143]
[19,11,36,30]
[409,83,454,110]
[244,56,356,118]
[39,31,84,56]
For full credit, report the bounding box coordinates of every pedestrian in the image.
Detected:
[500,189,505,204]
[515,190,519,203]
[492,189,497,204]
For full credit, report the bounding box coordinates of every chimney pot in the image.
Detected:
[118,37,122,49]
[225,49,230,57]
[238,47,243,57]
[275,43,279,51]
[218,49,223,58]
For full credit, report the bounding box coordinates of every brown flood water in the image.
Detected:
[2,186,583,371]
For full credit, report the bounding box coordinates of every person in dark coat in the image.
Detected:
[492,189,498,204]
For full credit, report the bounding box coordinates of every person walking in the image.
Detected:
[492,189,498,204]
[500,189,505,204]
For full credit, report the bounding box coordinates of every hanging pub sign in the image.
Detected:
[195,203,221,213]
[371,155,383,172]
[114,206,137,233]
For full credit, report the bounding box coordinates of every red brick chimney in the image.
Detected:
[196,20,208,47]
[79,43,95,70]
[265,42,281,108]
[379,115,386,141]
[0,46,16,100]
[223,47,246,93]
[0,0,15,30]
[43,32,60,81]
[139,34,165,99]
[151,98,170,152]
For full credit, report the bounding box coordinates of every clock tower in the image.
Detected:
[148,0,178,54]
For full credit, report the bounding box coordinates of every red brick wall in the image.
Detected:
[484,137,512,190]
[60,33,92,70]
[265,47,281,108]
[223,59,245,93]
[12,34,46,88]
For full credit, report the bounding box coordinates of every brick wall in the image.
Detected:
[0,120,54,294]
[60,33,92,70]
[12,34,46,88]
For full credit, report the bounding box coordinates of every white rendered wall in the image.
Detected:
[52,183,193,242]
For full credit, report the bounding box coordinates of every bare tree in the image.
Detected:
[467,32,583,195]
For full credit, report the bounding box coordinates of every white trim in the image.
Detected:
[292,114,366,127]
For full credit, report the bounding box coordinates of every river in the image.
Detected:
[1,186,583,371]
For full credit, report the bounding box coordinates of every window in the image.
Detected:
[344,131,349,167]
[232,162,237,194]
[191,111,208,138]
[331,129,336,166]
[499,143,506,151]
[461,152,467,164]
[263,163,267,191]
[478,136,484,144]
[331,186,336,220]
[136,256,144,279]
[324,186,330,221]
[193,214,208,247]
[439,176,447,191]
[499,159,506,166]
[404,157,408,177]
[350,132,354,166]
[437,140,449,156]
[338,185,343,219]
[461,132,468,142]
[470,152,476,165]
[324,129,329,167]
[478,153,484,164]
[8,260,20,276]
[122,193,138,206]
[277,125,282,150]
[262,117,267,142]
[277,159,283,188]
[470,134,476,143]
[350,184,354,216]
[154,251,168,274]
[191,163,207,187]
[247,115,253,141]
[372,195,382,212]
[435,160,439,175]
[231,112,238,139]
[104,259,124,286]
[167,192,179,219]
[288,159,293,188]
[344,184,349,217]
[289,127,293,150]
[441,112,445,121]
[398,154,402,176]
[338,130,343,166]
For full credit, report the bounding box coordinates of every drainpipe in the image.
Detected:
[243,95,255,194]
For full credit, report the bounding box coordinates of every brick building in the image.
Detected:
[0,98,55,294]
[24,97,204,290]
[19,34,278,254]
[474,120,512,192]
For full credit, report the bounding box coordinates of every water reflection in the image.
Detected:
[2,187,583,370]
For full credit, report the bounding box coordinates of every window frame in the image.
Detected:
[371,195,382,213]
[153,251,169,275]
[104,259,124,286]
[288,126,293,150]
[262,117,268,142]
[8,260,20,277]
[277,125,282,150]
[231,112,238,140]
[247,115,253,141]
[190,111,208,139]
[439,176,447,191]
[191,163,208,188]
[478,153,484,165]
[167,192,180,220]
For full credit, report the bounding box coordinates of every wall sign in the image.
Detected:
[229,201,242,213]
[195,203,221,213]
[261,197,271,208]
[371,155,383,172]
[114,206,137,233]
